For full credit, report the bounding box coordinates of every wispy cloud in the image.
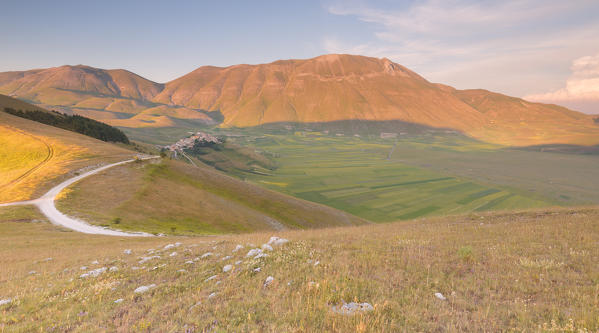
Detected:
[325,0,599,100]
[525,53,599,113]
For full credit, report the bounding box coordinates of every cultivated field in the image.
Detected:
[222,132,558,222]
[1,205,597,331]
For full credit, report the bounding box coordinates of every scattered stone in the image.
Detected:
[434,292,447,301]
[91,260,99,265]
[232,244,244,253]
[28,271,37,275]
[109,266,119,272]
[139,255,160,264]
[253,267,261,272]
[185,260,194,265]
[268,236,289,246]
[331,302,374,315]
[200,252,213,259]
[164,244,176,250]
[169,252,178,257]
[43,257,53,262]
[123,249,132,255]
[205,275,218,282]
[215,281,222,286]
[134,284,156,294]
[80,267,107,278]
[131,266,141,270]
[261,244,273,252]
[177,269,187,273]
[264,276,274,288]
[221,255,232,261]
[208,292,217,299]
[0,299,11,306]
[223,265,233,273]
[235,260,242,265]
[246,248,262,258]
[254,253,269,260]
[114,299,124,304]
[80,266,88,270]
[314,261,320,266]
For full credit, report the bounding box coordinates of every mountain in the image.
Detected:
[2,55,598,146]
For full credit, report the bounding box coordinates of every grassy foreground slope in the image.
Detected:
[0,111,133,203]
[55,158,366,235]
[0,205,597,331]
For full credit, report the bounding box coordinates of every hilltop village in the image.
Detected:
[164,131,221,152]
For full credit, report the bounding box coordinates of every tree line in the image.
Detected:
[3,107,130,144]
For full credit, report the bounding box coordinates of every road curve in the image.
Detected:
[0,156,159,237]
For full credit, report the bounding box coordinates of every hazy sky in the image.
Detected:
[2,0,598,112]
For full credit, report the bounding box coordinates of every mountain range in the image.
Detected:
[2,54,598,146]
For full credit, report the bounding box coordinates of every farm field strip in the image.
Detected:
[223,133,557,222]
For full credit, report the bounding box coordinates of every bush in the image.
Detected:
[457,246,474,262]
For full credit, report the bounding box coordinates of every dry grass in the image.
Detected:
[0,112,135,203]
[1,206,597,332]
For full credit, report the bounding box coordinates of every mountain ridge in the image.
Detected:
[1,54,598,146]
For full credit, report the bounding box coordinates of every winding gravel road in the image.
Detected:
[0,156,159,237]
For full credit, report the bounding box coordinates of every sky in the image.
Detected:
[1,0,598,113]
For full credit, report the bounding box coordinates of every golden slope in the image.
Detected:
[0,97,134,203]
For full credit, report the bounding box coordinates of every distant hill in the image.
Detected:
[2,55,598,146]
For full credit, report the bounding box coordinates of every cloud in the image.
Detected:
[325,0,599,100]
[524,53,599,114]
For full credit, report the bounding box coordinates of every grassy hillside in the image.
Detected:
[55,158,366,235]
[0,112,134,203]
[1,205,597,331]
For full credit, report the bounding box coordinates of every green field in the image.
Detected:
[210,131,559,222]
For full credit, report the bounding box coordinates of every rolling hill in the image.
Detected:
[1,55,598,145]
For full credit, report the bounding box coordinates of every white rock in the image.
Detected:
[204,275,218,282]
[163,244,176,250]
[109,266,119,272]
[79,273,89,278]
[314,261,320,266]
[261,244,273,252]
[208,292,217,299]
[28,271,37,275]
[246,248,262,258]
[232,244,244,253]
[263,276,274,287]
[235,260,242,265]
[215,281,222,286]
[114,298,123,304]
[81,267,107,278]
[131,266,141,270]
[221,255,232,261]
[134,284,156,294]
[177,269,187,273]
[169,252,177,257]
[189,301,201,310]
[253,267,261,272]
[175,242,182,247]
[331,302,374,315]
[91,260,99,265]
[434,292,447,301]
[139,255,160,264]
[254,253,269,260]
[123,249,132,255]
[223,265,233,273]
[80,266,88,270]
[200,252,213,259]
[0,298,11,306]
[185,260,194,265]
[43,257,53,262]
[268,236,289,246]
